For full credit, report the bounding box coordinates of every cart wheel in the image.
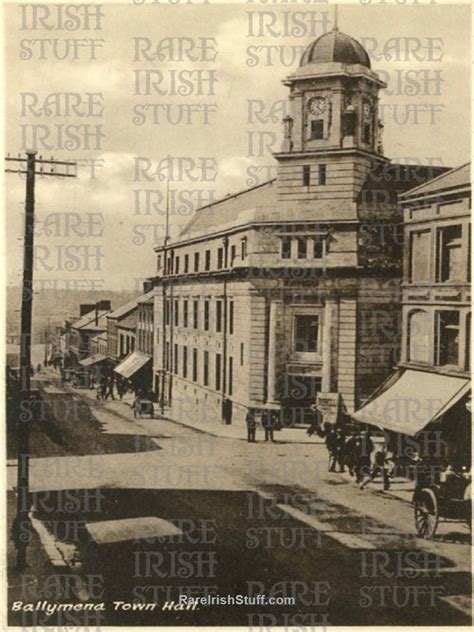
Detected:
[414,488,438,539]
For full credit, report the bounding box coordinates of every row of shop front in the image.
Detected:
[66,350,153,395]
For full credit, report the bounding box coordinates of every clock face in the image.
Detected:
[308,97,327,116]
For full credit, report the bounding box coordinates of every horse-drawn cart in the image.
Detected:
[413,466,471,539]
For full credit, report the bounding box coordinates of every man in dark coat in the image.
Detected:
[325,426,338,472]
[334,428,347,473]
[246,409,257,443]
[262,410,274,442]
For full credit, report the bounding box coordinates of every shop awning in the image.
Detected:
[352,370,470,436]
[79,354,108,367]
[114,351,151,379]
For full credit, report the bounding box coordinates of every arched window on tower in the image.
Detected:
[362,100,373,146]
[306,96,330,142]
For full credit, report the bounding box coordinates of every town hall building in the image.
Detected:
[151,26,446,428]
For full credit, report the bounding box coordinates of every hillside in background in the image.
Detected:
[6,286,140,343]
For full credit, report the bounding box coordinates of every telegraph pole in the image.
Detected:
[5,151,76,569]
[160,174,170,415]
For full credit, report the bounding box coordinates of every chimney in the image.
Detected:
[80,303,96,317]
[96,300,111,311]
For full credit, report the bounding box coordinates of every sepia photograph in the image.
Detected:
[3,0,472,629]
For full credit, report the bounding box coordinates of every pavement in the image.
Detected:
[58,379,417,505]
[6,366,471,626]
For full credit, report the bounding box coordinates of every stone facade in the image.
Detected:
[150,28,446,427]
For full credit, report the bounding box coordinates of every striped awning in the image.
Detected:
[114,351,151,379]
[79,354,108,367]
[352,370,470,436]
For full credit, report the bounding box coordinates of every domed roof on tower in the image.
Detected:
[299,28,371,69]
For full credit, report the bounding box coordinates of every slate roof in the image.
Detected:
[399,162,470,200]
[178,180,277,241]
[70,309,110,331]
[106,296,140,320]
[116,314,137,330]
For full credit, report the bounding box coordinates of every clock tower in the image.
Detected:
[275,26,388,204]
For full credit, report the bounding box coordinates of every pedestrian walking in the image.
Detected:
[307,404,323,437]
[334,427,346,473]
[262,410,274,442]
[344,432,358,476]
[117,379,127,400]
[360,443,392,490]
[325,426,338,471]
[354,431,374,483]
[99,376,107,400]
[105,377,115,401]
[246,408,256,443]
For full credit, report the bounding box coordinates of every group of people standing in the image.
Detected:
[94,375,128,400]
[245,409,276,443]
[324,425,393,491]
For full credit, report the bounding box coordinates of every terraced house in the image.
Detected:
[354,163,471,467]
[151,26,445,427]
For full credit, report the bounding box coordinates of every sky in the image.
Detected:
[4,1,471,291]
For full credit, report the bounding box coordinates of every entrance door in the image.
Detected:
[282,375,321,426]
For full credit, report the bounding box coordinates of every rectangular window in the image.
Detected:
[435,311,460,367]
[363,123,371,144]
[215,353,221,391]
[194,252,200,272]
[229,300,234,335]
[193,299,199,329]
[217,247,224,270]
[216,300,222,333]
[165,299,170,326]
[241,238,247,260]
[174,343,178,374]
[436,225,463,282]
[175,256,180,275]
[281,236,292,259]
[294,314,319,353]
[228,357,233,396]
[240,342,244,366]
[303,165,310,186]
[192,348,198,382]
[314,235,323,259]
[409,230,431,283]
[183,300,188,328]
[311,119,324,140]
[318,164,326,185]
[174,299,179,327]
[230,245,236,265]
[183,346,188,378]
[297,237,307,259]
[203,350,209,386]
[165,342,170,370]
[204,300,210,331]
[184,254,189,274]
[157,254,162,271]
[205,249,211,271]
